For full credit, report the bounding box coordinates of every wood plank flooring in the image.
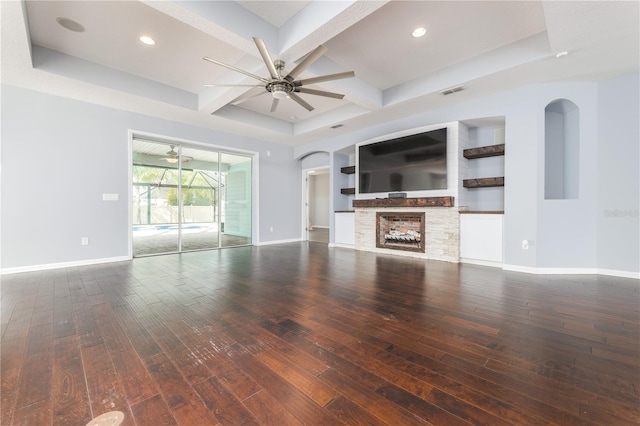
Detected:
[1,243,639,425]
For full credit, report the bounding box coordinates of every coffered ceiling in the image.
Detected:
[1,1,638,146]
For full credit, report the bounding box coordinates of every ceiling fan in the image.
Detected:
[164,145,192,164]
[203,37,355,113]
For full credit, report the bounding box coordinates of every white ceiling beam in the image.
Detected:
[142,0,276,55]
[384,32,552,107]
[277,1,388,68]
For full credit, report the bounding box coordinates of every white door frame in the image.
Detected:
[301,166,329,241]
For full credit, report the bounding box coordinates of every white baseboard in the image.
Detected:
[503,264,598,275]
[1,256,131,275]
[329,243,355,249]
[502,264,639,279]
[256,238,303,246]
[596,269,640,279]
[460,258,503,268]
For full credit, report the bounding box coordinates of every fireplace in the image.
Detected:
[353,197,459,262]
[376,212,425,253]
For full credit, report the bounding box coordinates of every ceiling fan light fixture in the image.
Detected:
[164,145,180,164]
[269,82,291,99]
[273,89,288,99]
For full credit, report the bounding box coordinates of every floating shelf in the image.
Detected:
[463,144,505,159]
[463,177,504,188]
[353,196,454,208]
[340,166,356,195]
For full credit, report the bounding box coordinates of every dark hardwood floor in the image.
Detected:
[1,243,638,425]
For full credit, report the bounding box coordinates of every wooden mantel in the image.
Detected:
[352,196,454,208]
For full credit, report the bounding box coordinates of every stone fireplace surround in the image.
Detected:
[353,197,460,262]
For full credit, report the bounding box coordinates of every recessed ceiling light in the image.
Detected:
[139,36,156,46]
[56,17,85,33]
[412,27,427,38]
[556,51,569,58]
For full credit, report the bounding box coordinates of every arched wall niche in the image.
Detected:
[295,150,329,163]
[544,98,580,199]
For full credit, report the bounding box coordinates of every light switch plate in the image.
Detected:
[103,193,119,201]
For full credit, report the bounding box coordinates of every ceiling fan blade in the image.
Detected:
[270,98,279,113]
[296,71,355,86]
[253,37,280,79]
[231,87,268,105]
[289,93,314,111]
[285,45,328,81]
[296,87,345,99]
[203,56,270,83]
[203,84,263,87]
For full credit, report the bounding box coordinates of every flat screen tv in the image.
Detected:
[358,128,447,194]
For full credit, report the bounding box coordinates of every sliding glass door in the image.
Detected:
[179,146,220,252]
[220,152,252,248]
[132,138,251,256]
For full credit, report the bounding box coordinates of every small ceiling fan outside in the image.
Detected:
[164,145,192,164]
[203,37,355,112]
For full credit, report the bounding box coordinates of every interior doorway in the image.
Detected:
[304,168,330,243]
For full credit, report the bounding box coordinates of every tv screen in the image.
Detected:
[358,128,447,194]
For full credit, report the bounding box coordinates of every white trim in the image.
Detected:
[503,264,598,274]
[128,130,134,259]
[355,121,459,202]
[302,166,330,242]
[460,258,503,268]
[596,269,640,279]
[130,129,257,156]
[1,256,131,275]
[329,243,355,249]
[502,264,639,279]
[256,238,303,246]
[253,152,260,246]
[302,169,309,241]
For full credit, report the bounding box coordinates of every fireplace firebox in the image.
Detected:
[376,212,426,253]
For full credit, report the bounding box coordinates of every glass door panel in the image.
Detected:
[180,147,220,252]
[132,140,180,256]
[220,152,252,247]
[132,139,252,256]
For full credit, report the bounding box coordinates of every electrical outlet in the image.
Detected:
[269,226,274,232]
[521,239,529,250]
[81,237,89,246]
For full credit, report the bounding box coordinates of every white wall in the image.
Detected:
[596,74,640,274]
[294,75,640,276]
[1,84,301,271]
[536,84,598,269]
[3,74,637,276]
[309,173,329,228]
